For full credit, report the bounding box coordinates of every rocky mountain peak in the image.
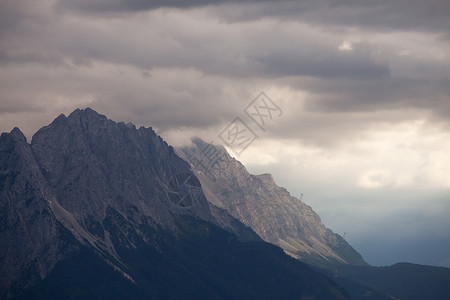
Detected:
[8,127,27,141]
[1,109,221,297]
[30,108,214,227]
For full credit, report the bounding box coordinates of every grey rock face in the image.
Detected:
[0,109,229,298]
[0,128,77,299]
[179,138,367,267]
[30,108,213,229]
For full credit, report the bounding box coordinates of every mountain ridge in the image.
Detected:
[0,108,350,299]
[178,137,367,267]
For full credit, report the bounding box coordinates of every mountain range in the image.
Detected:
[0,108,349,299]
[1,108,449,299]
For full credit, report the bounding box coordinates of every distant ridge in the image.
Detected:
[179,138,367,268]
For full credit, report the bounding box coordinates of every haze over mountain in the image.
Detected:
[178,138,450,299]
[0,108,350,299]
[179,138,366,268]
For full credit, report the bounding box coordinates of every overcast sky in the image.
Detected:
[1,0,449,267]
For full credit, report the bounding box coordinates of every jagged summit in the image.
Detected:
[0,108,216,297]
[1,127,26,144]
[32,107,214,223]
[0,109,351,299]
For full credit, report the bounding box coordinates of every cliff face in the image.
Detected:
[30,109,214,227]
[0,109,218,298]
[0,109,349,300]
[179,138,367,267]
[0,128,77,297]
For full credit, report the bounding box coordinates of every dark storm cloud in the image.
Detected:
[212,0,450,36]
[55,0,268,13]
[259,50,389,79]
[302,77,450,113]
[1,0,449,133]
[0,4,391,82]
[55,0,450,35]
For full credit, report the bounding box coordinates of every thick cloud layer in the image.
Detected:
[1,0,449,267]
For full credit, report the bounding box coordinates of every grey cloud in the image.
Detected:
[212,0,450,35]
[302,77,450,113]
[0,100,46,115]
[55,0,269,13]
[0,61,252,138]
[244,75,450,149]
[1,0,450,143]
[0,7,393,82]
[54,0,450,36]
[259,51,390,79]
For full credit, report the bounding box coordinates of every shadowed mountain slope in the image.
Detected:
[0,108,349,299]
